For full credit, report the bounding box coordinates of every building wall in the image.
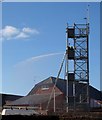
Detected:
[36,94,66,113]
[30,83,66,112]
[5,77,102,113]
[33,84,62,95]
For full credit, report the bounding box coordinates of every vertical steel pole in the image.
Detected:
[86,23,90,111]
[54,86,56,113]
[73,23,76,112]
[66,23,69,112]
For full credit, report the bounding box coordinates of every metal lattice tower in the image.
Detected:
[46,22,90,113]
[65,22,90,112]
[46,6,90,112]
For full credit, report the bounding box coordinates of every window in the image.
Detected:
[41,85,49,90]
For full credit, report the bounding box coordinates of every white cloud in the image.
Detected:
[16,32,29,39]
[0,25,39,40]
[27,52,63,62]
[22,27,39,35]
[14,52,64,67]
[0,26,20,40]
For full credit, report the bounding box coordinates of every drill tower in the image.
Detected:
[65,22,90,112]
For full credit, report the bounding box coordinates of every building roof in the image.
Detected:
[6,76,102,106]
[0,93,23,107]
[28,77,65,95]
[28,77,102,100]
[7,93,62,106]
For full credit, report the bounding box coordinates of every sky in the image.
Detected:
[101,2,102,92]
[1,2,100,96]
[3,0,102,2]
[0,2,2,95]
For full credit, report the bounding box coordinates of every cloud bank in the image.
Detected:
[0,26,39,40]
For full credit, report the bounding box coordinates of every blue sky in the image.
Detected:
[1,2,100,95]
[3,0,102,2]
